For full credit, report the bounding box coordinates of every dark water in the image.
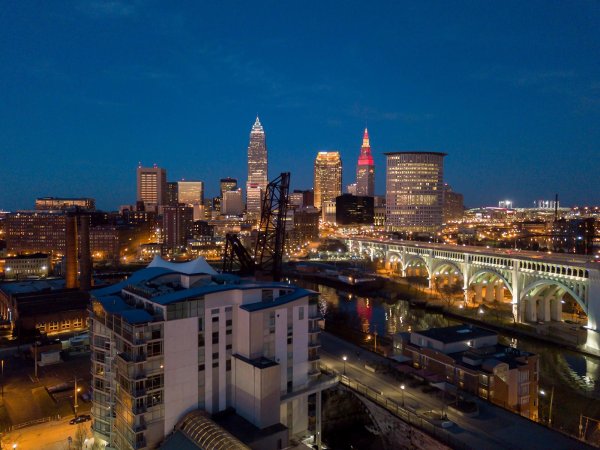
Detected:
[291,278,600,436]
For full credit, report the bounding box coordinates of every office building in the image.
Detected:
[178,181,205,221]
[385,152,446,232]
[321,201,336,224]
[5,211,67,255]
[335,194,374,226]
[222,189,244,216]
[355,128,375,197]
[220,178,238,197]
[291,207,320,246]
[35,197,96,211]
[162,206,194,253]
[166,182,179,207]
[443,184,464,222]
[346,183,357,196]
[396,324,538,420]
[4,253,50,279]
[137,165,167,211]
[90,258,328,450]
[314,152,342,210]
[246,117,268,215]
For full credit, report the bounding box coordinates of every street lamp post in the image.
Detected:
[74,377,81,418]
[540,386,555,426]
[400,384,405,407]
[1,359,4,398]
[342,356,347,375]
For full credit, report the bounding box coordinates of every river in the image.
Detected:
[291,278,600,441]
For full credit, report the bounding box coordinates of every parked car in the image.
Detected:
[69,414,91,425]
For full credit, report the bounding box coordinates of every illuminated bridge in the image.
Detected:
[344,237,600,351]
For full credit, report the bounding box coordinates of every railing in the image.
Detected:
[320,363,472,450]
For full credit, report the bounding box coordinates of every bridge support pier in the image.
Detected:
[473,283,483,304]
[484,283,495,303]
[526,297,537,322]
[495,283,504,302]
[537,296,551,322]
[549,295,562,322]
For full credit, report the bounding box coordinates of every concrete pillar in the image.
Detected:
[484,282,495,303]
[494,283,504,302]
[473,283,483,304]
[526,297,537,322]
[316,390,322,450]
[511,261,523,323]
[401,267,407,278]
[428,275,434,290]
[538,296,551,322]
[550,295,562,321]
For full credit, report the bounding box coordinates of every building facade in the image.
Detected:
[5,211,67,255]
[137,165,167,211]
[355,128,375,197]
[335,194,374,226]
[314,152,342,210]
[4,253,50,279]
[161,206,194,253]
[90,259,325,450]
[35,197,96,211]
[443,184,465,222]
[398,325,538,420]
[222,189,244,216]
[220,178,238,197]
[246,117,268,216]
[385,152,446,232]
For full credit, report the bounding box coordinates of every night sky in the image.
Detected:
[1,1,599,211]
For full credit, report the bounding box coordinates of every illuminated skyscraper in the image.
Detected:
[136,164,167,211]
[356,128,375,197]
[385,152,446,232]
[246,116,268,215]
[219,177,237,197]
[314,152,342,210]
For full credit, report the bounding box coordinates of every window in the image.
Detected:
[198,364,205,372]
[146,374,163,390]
[212,362,219,368]
[198,317,203,331]
[287,337,292,345]
[147,391,163,407]
[225,319,232,327]
[226,360,231,371]
[147,342,162,357]
[226,344,232,350]
[262,289,274,301]
[198,333,204,347]
[212,332,219,344]
[212,316,219,323]
[37,322,46,331]
[61,320,71,330]
[49,321,59,331]
[73,318,83,328]
[226,329,232,335]
[212,352,219,360]
[298,307,304,320]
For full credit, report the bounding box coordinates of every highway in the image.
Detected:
[320,332,594,450]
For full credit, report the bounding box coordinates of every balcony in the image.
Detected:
[308,353,320,362]
[132,403,147,415]
[134,438,147,449]
[308,325,321,334]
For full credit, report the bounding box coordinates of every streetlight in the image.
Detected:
[74,377,81,418]
[400,384,405,407]
[540,386,555,426]
[342,355,347,375]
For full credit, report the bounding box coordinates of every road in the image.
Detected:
[5,416,96,450]
[320,332,594,450]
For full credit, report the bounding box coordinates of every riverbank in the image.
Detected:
[287,268,600,359]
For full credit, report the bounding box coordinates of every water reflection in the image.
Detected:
[299,280,600,399]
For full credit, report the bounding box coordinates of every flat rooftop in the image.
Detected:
[414,324,496,343]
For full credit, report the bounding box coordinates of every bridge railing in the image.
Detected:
[320,363,472,450]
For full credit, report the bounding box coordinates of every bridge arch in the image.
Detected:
[468,269,513,296]
[520,279,587,323]
[402,255,430,278]
[431,260,463,279]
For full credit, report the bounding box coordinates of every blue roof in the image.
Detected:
[241,288,313,312]
[120,309,154,324]
[92,267,174,297]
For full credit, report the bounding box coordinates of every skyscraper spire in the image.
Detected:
[356,128,375,196]
[246,116,268,220]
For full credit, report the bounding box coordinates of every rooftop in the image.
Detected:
[414,324,496,343]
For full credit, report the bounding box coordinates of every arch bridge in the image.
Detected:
[345,237,600,351]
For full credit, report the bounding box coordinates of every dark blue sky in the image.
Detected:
[1,1,599,210]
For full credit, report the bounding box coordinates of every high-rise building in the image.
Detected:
[35,197,96,211]
[335,194,374,225]
[177,180,204,220]
[346,183,357,195]
[246,117,268,215]
[90,259,327,450]
[443,184,465,222]
[220,177,238,197]
[166,182,179,207]
[385,152,446,232]
[356,128,375,197]
[137,165,167,211]
[314,152,342,210]
[162,205,194,253]
[222,189,244,216]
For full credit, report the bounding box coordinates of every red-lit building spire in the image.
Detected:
[356,128,375,196]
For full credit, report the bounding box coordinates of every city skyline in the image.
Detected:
[1,2,600,211]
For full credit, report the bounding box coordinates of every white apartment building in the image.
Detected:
[90,257,327,450]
